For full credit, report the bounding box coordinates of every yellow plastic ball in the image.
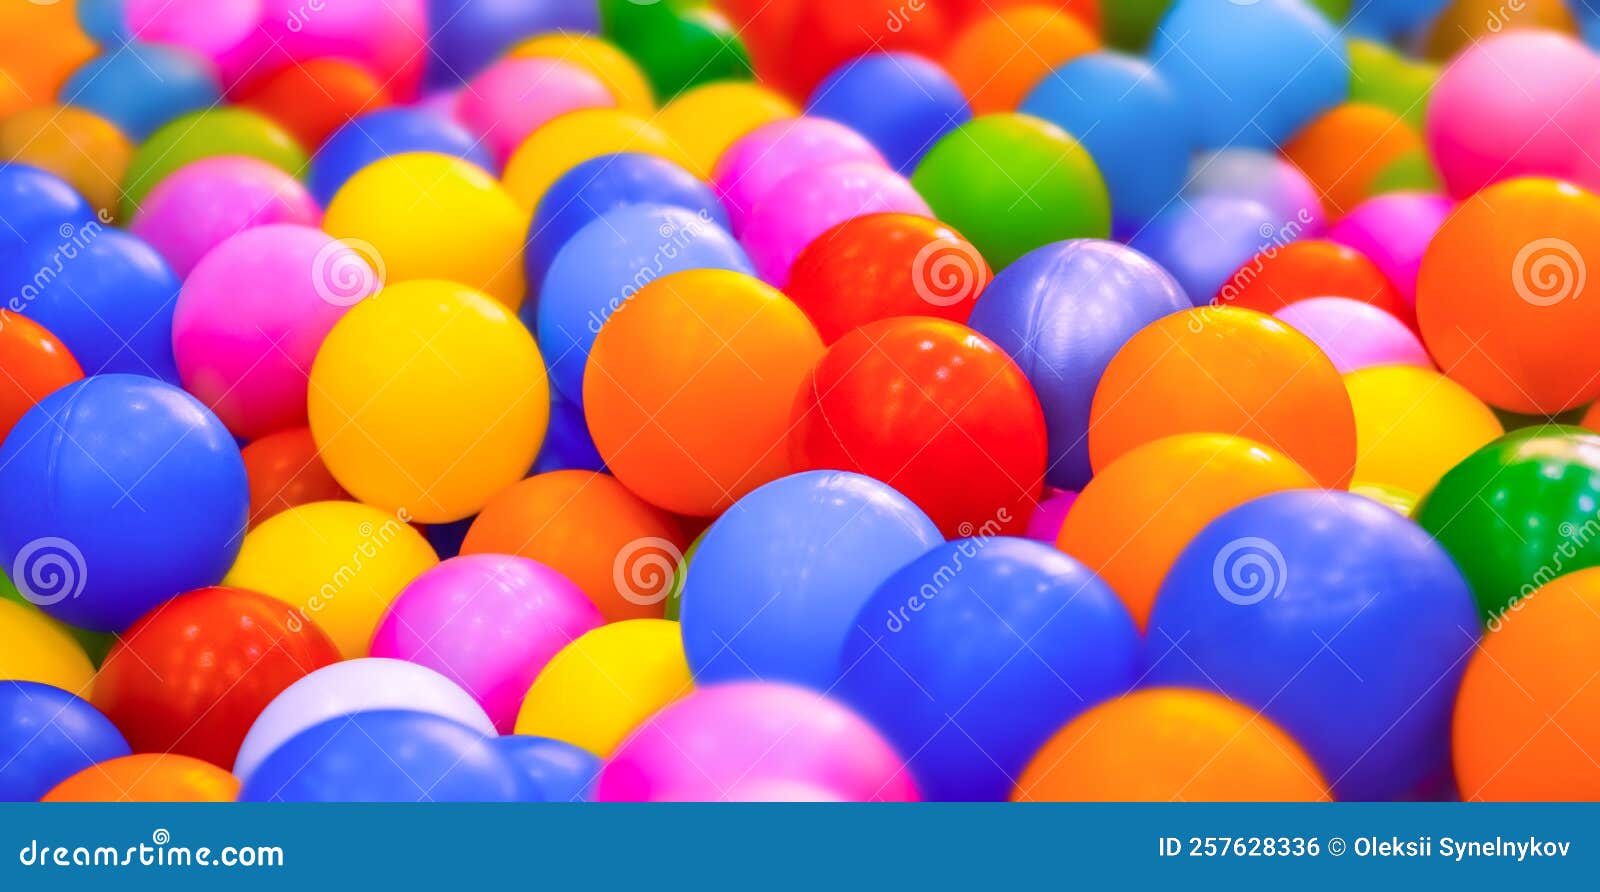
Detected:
[0,599,94,694]
[224,500,439,659]
[1351,481,1420,517]
[510,33,655,113]
[501,108,699,213]
[308,280,549,524]
[323,153,528,309]
[515,619,691,756]
[1345,365,1504,495]
[0,105,131,218]
[655,81,797,175]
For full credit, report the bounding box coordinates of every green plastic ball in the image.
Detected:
[604,2,752,101]
[1349,39,1437,132]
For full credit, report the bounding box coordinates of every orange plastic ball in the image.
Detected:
[0,1,95,106]
[0,105,132,218]
[240,427,350,529]
[1088,306,1357,489]
[236,58,391,150]
[1059,433,1316,628]
[1014,688,1330,802]
[583,269,824,516]
[1417,177,1600,414]
[1284,103,1426,220]
[1215,239,1408,325]
[460,470,689,622]
[1455,567,1600,801]
[1425,0,1576,61]
[943,5,1098,115]
[0,314,83,443]
[42,754,240,802]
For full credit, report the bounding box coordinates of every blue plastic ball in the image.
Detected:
[1348,0,1450,38]
[1145,490,1480,801]
[836,538,1141,801]
[0,682,130,802]
[60,44,221,141]
[967,240,1189,491]
[1127,195,1281,307]
[536,204,752,405]
[0,375,248,631]
[75,0,129,44]
[807,52,972,175]
[310,108,496,206]
[681,471,943,690]
[425,0,602,88]
[0,228,181,383]
[531,384,605,475]
[526,153,728,301]
[493,735,600,802]
[1152,0,1347,149]
[0,164,97,254]
[240,710,528,802]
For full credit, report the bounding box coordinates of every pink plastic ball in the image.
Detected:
[1327,192,1454,307]
[713,117,888,235]
[171,224,374,439]
[454,58,615,166]
[1426,31,1600,198]
[742,161,931,287]
[221,0,427,99]
[1024,490,1078,543]
[370,554,604,733]
[126,0,261,62]
[1273,297,1433,375]
[597,682,918,802]
[131,156,320,277]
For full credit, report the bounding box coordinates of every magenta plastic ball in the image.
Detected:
[596,682,918,802]
[713,117,888,235]
[370,555,603,733]
[454,57,614,166]
[126,0,260,63]
[1426,31,1600,198]
[171,224,374,439]
[742,161,930,287]
[1273,297,1432,374]
[220,0,427,98]
[130,156,319,277]
[1024,490,1078,543]
[1326,192,1454,307]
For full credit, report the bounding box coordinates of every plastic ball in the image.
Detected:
[0,599,93,693]
[1272,298,1430,375]
[232,658,492,782]
[43,753,238,802]
[120,108,308,219]
[539,205,752,404]
[1128,196,1285,306]
[1424,0,1578,62]
[0,163,97,253]
[1024,490,1077,543]
[235,58,391,150]
[0,682,128,802]
[1285,103,1427,220]
[1015,689,1329,802]
[967,239,1190,490]
[807,52,971,175]
[455,57,614,166]
[1420,178,1600,414]
[60,43,221,141]
[510,32,655,114]
[713,117,888,235]
[502,108,699,214]
[224,501,439,659]
[1089,307,1357,489]
[1327,192,1453,308]
[654,80,797,176]
[942,5,1097,115]
[1146,490,1480,801]
[227,0,427,100]
[0,313,81,444]
[597,681,915,802]
[515,619,691,756]
[1,575,112,668]
[0,375,246,632]
[91,586,341,767]
[681,470,943,688]
[1348,39,1437,132]
[426,0,602,88]
[130,156,320,278]
[1061,434,1317,628]
[1152,0,1348,150]
[0,105,132,217]
[1345,365,1504,496]
[240,428,349,529]
[1216,239,1407,322]
[1186,149,1326,236]
[1414,427,1600,622]
[604,1,752,100]
[1427,32,1600,197]
[461,470,688,622]
[793,317,1045,538]
[123,0,257,62]
[371,554,604,732]
[0,2,94,106]
[174,225,372,440]
[837,538,1139,801]
[913,114,1109,270]
[493,735,601,802]
[76,0,129,42]
[785,213,989,343]
[309,108,494,206]
[308,280,546,521]
[1455,567,1600,800]
[584,269,823,516]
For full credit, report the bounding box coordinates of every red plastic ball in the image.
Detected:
[236,58,390,150]
[1214,239,1409,325]
[785,213,989,343]
[791,317,1046,537]
[0,314,82,442]
[91,586,342,767]
[241,427,351,529]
